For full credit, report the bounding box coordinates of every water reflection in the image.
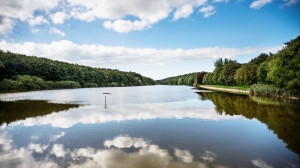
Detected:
[197,91,300,156]
[0,133,245,168]
[0,86,299,167]
[0,100,80,126]
[8,103,241,128]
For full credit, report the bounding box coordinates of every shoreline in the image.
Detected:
[199,85,299,100]
[199,85,249,95]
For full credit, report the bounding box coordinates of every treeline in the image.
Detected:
[201,36,300,97]
[0,51,155,91]
[156,72,198,86]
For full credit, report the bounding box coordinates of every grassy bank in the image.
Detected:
[199,85,249,95]
[198,84,299,99]
[201,85,250,91]
[249,84,299,99]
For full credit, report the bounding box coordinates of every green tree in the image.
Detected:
[221,61,241,85]
[266,36,300,91]
[177,78,183,85]
[235,63,257,86]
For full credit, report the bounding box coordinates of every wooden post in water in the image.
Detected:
[105,95,107,109]
[102,93,110,109]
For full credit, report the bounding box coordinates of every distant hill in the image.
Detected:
[156,72,198,86]
[0,51,154,91]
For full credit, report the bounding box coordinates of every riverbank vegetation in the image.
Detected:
[157,36,300,98]
[156,72,198,86]
[201,85,250,91]
[0,51,155,91]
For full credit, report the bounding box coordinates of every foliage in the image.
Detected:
[220,61,241,85]
[196,71,207,84]
[156,73,197,86]
[234,63,257,86]
[249,84,298,98]
[0,51,155,91]
[265,37,300,92]
[249,53,269,66]
[0,100,80,125]
[202,73,213,85]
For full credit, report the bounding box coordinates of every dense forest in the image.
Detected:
[0,51,155,91]
[158,36,300,98]
[156,72,199,86]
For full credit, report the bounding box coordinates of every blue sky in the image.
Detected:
[0,0,299,79]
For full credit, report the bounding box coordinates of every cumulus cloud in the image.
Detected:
[31,28,39,33]
[173,5,194,20]
[28,16,49,26]
[283,0,299,5]
[252,159,273,168]
[50,11,70,24]
[104,136,150,149]
[212,0,229,2]
[200,151,217,162]
[7,103,242,128]
[103,19,149,33]
[174,148,194,163]
[250,0,272,9]
[51,144,67,157]
[199,5,216,17]
[0,0,59,34]
[0,17,15,35]
[0,133,58,168]
[0,40,283,67]
[1,0,212,34]
[28,143,49,153]
[50,27,65,36]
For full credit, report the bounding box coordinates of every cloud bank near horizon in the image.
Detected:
[0,40,283,67]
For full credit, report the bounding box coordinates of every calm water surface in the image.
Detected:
[0,85,299,168]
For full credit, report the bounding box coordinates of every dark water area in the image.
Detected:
[0,86,299,168]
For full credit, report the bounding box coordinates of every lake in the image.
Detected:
[0,85,299,168]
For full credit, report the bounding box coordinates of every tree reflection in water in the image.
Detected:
[0,100,80,125]
[197,91,300,156]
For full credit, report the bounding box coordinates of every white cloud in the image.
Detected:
[8,103,242,128]
[0,17,15,35]
[104,135,150,149]
[212,0,229,2]
[0,0,59,35]
[50,144,67,157]
[283,0,299,5]
[174,148,194,163]
[28,143,49,153]
[0,133,58,168]
[28,16,49,26]
[103,20,149,33]
[50,132,66,142]
[31,28,39,33]
[64,0,208,33]
[0,40,283,67]
[252,159,273,168]
[50,27,65,37]
[250,0,272,9]
[173,5,194,20]
[199,5,216,17]
[50,11,70,24]
[200,151,217,162]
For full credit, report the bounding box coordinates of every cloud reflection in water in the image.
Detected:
[9,103,242,128]
[0,132,235,168]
